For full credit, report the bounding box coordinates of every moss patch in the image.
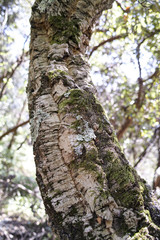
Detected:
[79,160,97,173]
[119,189,144,209]
[59,89,106,117]
[104,151,114,163]
[106,157,144,208]
[111,131,122,150]
[48,69,68,81]
[69,150,98,176]
[59,89,87,113]
[86,147,98,162]
[49,16,80,44]
[107,161,135,187]
[69,146,103,187]
[131,227,153,240]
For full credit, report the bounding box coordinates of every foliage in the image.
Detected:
[89,0,160,180]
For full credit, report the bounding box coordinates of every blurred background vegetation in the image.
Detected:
[0,0,159,239]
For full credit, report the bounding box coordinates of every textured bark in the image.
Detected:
[28,0,160,239]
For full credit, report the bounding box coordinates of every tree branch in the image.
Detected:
[117,66,159,140]
[0,35,29,99]
[0,120,29,141]
[117,116,133,140]
[144,67,159,82]
[0,52,28,99]
[134,126,160,168]
[115,1,130,13]
[89,34,127,57]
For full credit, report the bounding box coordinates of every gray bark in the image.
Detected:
[27,0,160,239]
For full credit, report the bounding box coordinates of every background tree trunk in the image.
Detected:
[28,0,160,239]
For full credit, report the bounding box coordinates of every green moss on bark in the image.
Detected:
[48,69,68,80]
[58,89,107,118]
[59,89,86,112]
[49,16,80,44]
[79,160,97,172]
[131,227,153,239]
[108,161,135,187]
[102,150,144,209]
[85,147,98,162]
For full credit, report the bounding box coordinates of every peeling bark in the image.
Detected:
[28,0,160,239]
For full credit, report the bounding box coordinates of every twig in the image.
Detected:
[16,134,29,151]
[134,126,160,167]
[0,120,29,141]
[0,35,29,99]
[8,100,27,149]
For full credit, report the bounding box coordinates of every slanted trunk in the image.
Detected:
[27,0,160,239]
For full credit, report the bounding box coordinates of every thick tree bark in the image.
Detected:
[28,0,160,239]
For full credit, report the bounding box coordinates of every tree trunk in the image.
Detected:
[27,0,160,239]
